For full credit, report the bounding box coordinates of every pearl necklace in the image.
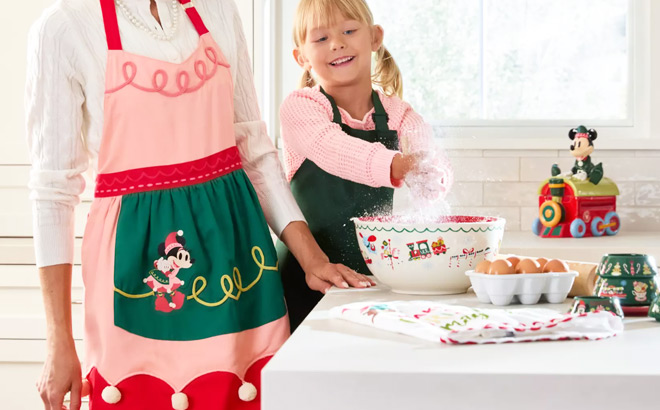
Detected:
[115,0,180,41]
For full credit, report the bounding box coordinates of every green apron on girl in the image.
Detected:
[277,87,399,330]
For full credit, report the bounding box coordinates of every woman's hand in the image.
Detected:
[303,258,375,294]
[280,221,376,293]
[38,336,82,410]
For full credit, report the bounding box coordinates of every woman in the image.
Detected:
[26,1,373,409]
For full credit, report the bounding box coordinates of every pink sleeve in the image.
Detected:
[280,90,399,189]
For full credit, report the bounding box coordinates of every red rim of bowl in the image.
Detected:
[354,215,505,225]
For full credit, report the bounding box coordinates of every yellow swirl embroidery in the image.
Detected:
[113,246,277,305]
[187,246,278,307]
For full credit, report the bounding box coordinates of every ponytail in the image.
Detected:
[299,69,316,89]
[373,46,403,98]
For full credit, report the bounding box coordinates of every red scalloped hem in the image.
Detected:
[87,356,270,409]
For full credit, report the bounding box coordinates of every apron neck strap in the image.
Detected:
[370,90,390,131]
[100,0,122,50]
[178,0,210,36]
[99,0,209,51]
[319,87,342,124]
[319,87,391,132]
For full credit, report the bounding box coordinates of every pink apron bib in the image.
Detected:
[82,1,289,408]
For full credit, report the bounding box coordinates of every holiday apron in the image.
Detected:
[276,87,399,331]
[82,1,289,408]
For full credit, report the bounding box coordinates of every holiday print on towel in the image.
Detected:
[144,230,195,313]
[330,301,623,344]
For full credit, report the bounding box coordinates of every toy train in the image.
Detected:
[533,176,620,238]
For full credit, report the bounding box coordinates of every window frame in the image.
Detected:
[253,0,660,150]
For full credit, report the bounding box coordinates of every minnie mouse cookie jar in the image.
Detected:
[533,126,621,238]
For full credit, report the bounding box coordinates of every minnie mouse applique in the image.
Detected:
[144,230,195,312]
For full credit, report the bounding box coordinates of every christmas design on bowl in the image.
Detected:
[351,215,505,295]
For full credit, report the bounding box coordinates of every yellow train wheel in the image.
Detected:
[539,200,564,227]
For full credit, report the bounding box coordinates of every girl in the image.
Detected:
[26,0,373,409]
[277,0,451,331]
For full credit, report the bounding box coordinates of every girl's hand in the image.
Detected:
[390,153,423,182]
[304,259,376,294]
[405,161,452,201]
[38,336,82,410]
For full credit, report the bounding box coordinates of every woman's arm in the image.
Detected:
[25,10,88,410]
[228,0,305,237]
[37,265,82,410]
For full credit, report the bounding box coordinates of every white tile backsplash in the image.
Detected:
[451,157,520,182]
[519,157,574,182]
[520,207,539,232]
[451,206,521,231]
[483,182,539,207]
[447,149,660,232]
[635,150,660,157]
[635,182,660,206]
[483,150,559,158]
[617,207,660,232]
[445,182,483,207]
[606,158,660,182]
[446,149,483,158]
[617,182,636,207]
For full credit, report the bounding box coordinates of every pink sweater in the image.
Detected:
[280,86,431,188]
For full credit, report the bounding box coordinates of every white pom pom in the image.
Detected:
[101,385,122,404]
[172,392,189,410]
[169,302,176,308]
[177,230,184,236]
[238,382,257,402]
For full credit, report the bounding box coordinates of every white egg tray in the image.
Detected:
[465,270,578,306]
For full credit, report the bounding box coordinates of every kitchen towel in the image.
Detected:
[329,301,622,344]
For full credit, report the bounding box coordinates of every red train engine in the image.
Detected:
[533,176,620,238]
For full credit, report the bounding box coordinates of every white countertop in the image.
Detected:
[262,285,660,410]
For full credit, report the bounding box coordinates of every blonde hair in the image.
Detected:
[293,0,403,98]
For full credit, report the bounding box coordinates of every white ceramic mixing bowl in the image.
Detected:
[352,216,506,294]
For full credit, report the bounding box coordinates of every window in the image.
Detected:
[257,0,655,148]
[370,0,630,123]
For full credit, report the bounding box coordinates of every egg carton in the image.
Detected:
[465,270,578,306]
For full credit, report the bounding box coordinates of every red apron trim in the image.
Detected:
[95,146,242,197]
[86,356,269,409]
